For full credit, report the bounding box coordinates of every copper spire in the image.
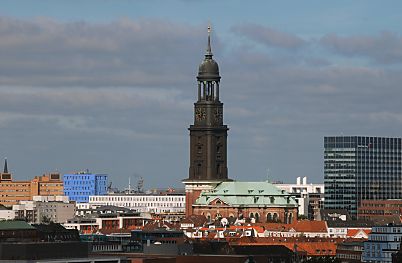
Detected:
[206,24,213,58]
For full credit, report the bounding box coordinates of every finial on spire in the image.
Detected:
[3,158,8,174]
[206,23,212,57]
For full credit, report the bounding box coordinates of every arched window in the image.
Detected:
[207,213,211,222]
[267,213,272,222]
[255,213,260,223]
[273,213,278,222]
[249,213,254,218]
[288,213,293,224]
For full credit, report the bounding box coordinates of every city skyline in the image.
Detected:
[1,1,402,188]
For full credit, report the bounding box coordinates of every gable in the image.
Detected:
[209,197,229,206]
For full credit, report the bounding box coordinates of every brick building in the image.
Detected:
[193,181,298,223]
[358,199,402,221]
[0,159,63,207]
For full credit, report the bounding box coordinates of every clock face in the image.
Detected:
[195,108,206,121]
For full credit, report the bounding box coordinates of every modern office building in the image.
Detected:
[0,159,64,207]
[324,136,402,218]
[363,224,402,262]
[63,171,108,203]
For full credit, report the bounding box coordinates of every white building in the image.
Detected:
[274,176,324,219]
[87,193,185,214]
[0,208,15,220]
[363,224,402,262]
[63,212,152,232]
[12,195,75,224]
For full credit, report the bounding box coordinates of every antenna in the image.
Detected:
[128,177,131,192]
[137,177,144,193]
[266,168,270,182]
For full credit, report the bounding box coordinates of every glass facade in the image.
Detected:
[324,136,402,218]
[63,172,108,203]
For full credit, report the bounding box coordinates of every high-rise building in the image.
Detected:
[63,171,107,203]
[324,136,402,218]
[183,26,231,216]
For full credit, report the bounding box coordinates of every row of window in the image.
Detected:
[92,202,184,208]
[90,196,185,202]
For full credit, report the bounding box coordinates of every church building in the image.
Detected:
[183,27,297,223]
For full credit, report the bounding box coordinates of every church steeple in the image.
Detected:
[3,158,8,174]
[206,25,212,57]
[197,25,220,92]
[188,26,229,181]
[184,26,230,216]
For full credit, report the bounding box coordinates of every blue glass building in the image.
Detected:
[63,171,108,203]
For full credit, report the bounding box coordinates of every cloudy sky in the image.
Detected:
[1,0,402,189]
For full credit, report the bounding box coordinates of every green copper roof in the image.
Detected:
[195,181,298,207]
[0,220,36,230]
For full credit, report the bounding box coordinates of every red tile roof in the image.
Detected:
[255,220,328,233]
[347,229,371,238]
[233,236,340,256]
[293,220,327,233]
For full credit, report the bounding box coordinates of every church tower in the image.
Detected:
[183,26,231,216]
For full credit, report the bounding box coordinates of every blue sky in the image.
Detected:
[1,1,402,188]
[2,1,402,34]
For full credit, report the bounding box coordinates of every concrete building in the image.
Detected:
[336,241,364,263]
[63,211,152,233]
[0,206,15,220]
[0,159,64,207]
[274,176,324,220]
[87,192,185,214]
[193,181,298,223]
[363,224,402,262]
[324,136,402,218]
[63,170,108,203]
[13,195,75,223]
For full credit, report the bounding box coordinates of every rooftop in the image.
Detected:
[0,220,36,230]
[195,181,297,207]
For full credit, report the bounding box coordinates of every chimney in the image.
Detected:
[302,177,307,185]
[296,177,301,185]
